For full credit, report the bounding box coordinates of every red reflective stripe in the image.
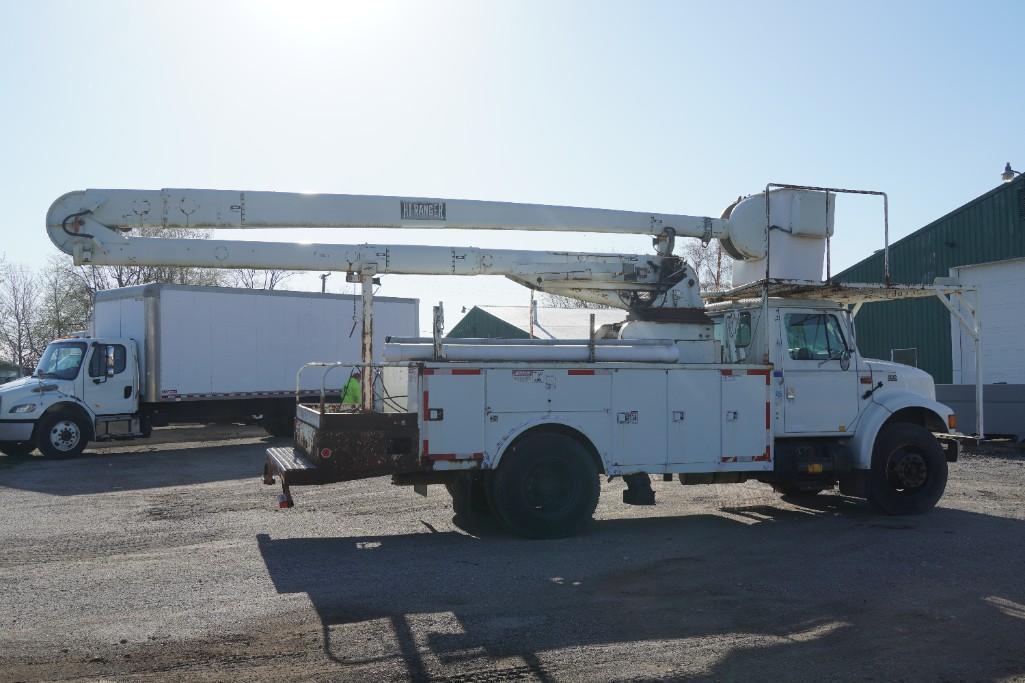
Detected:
[422,391,429,419]
[720,369,733,376]
[422,439,429,456]
[765,402,771,429]
[746,369,769,376]
[451,368,482,375]
[423,368,436,375]
[568,369,595,375]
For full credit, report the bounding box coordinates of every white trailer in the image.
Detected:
[41,183,979,537]
[0,284,418,457]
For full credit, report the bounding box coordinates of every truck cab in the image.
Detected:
[0,337,140,458]
[708,298,955,498]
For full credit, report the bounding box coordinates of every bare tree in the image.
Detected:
[36,258,91,342]
[0,261,42,374]
[682,238,733,292]
[228,268,294,290]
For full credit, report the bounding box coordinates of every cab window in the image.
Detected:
[35,342,86,381]
[785,313,848,361]
[89,344,127,377]
[735,312,752,348]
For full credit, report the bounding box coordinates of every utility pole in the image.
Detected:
[319,272,331,293]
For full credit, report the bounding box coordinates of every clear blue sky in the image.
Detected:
[3,0,1023,330]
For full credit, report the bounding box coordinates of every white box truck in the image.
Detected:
[0,284,418,458]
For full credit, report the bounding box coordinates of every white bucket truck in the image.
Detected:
[44,184,977,536]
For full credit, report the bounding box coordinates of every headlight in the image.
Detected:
[10,403,37,414]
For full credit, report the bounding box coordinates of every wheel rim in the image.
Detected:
[49,420,81,452]
[524,459,578,517]
[886,446,929,492]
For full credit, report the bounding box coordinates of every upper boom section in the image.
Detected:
[47,188,728,245]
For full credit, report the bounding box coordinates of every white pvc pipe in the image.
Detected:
[384,343,680,363]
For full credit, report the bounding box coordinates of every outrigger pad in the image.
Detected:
[622,473,656,506]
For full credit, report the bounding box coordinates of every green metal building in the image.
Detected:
[836,175,1025,383]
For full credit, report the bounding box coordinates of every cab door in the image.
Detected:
[781,311,859,433]
[83,342,138,415]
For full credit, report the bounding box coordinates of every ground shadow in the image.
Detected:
[257,500,1025,680]
[0,437,278,495]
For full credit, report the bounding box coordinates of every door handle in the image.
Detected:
[785,386,796,400]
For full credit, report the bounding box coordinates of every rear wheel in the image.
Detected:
[0,441,35,457]
[36,411,89,459]
[491,432,600,539]
[867,422,947,515]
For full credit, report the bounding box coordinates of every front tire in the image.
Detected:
[491,431,600,539]
[36,411,89,459]
[867,422,947,515]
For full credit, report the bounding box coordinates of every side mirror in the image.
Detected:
[105,346,116,377]
[839,349,851,372]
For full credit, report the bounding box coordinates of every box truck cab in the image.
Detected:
[0,337,142,457]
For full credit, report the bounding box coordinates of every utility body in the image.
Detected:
[0,284,417,458]
[44,183,977,536]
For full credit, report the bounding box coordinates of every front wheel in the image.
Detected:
[867,422,948,515]
[491,432,600,539]
[36,411,90,459]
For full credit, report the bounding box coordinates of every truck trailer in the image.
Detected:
[0,284,418,458]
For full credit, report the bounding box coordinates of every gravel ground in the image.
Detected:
[0,428,1023,682]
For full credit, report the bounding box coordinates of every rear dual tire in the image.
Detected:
[491,432,600,539]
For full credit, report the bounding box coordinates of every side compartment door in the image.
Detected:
[668,370,721,466]
[610,369,667,470]
[721,370,771,466]
[422,369,485,460]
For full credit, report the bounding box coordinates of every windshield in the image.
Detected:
[35,342,87,380]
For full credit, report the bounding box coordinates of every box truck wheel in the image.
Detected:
[0,441,35,457]
[492,431,600,539]
[36,410,89,459]
[867,422,947,515]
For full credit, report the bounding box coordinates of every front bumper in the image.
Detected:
[0,420,34,442]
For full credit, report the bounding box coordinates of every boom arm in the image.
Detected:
[46,186,833,311]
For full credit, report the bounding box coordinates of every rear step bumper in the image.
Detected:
[263,447,324,508]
